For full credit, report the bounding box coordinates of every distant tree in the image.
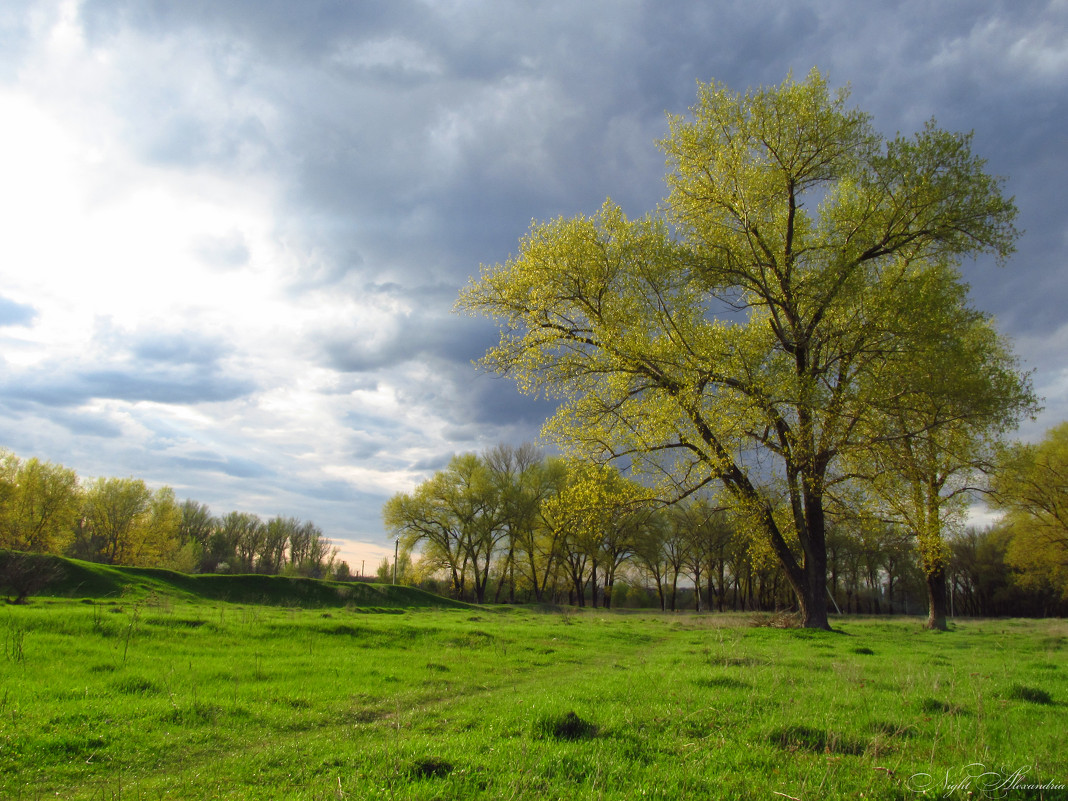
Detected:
[178,500,216,549]
[227,512,265,572]
[74,480,184,568]
[484,443,543,602]
[375,553,413,585]
[675,498,734,612]
[542,462,646,608]
[992,423,1068,600]
[376,556,392,583]
[131,487,183,568]
[948,526,1003,616]
[631,508,673,611]
[512,456,570,603]
[259,517,296,574]
[287,521,337,578]
[332,560,352,581]
[78,477,153,565]
[384,454,508,602]
[0,453,81,554]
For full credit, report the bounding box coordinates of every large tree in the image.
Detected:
[459,69,1019,628]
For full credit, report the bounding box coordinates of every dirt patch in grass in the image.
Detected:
[694,675,750,690]
[918,697,967,715]
[113,676,161,695]
[534,710,598,741]
[749,612,801,628]
[409,756,453,779]
[768,724,864,755]
[1005,684,1054,705]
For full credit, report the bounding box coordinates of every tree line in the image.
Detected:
[0,450,349,579]
[385,435,1068,618]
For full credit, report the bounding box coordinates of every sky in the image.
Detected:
[0,0,1065,569]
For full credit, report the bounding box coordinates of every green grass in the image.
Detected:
[1,592,1065,799]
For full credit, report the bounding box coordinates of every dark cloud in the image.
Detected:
[463,375,558,429]
[172,454,272,480]
[80,0,425,62]
[1,355,255,408]
[85,367,255,405]
[408,452,459,473]
[321,314,491,374]
[304,479,364,504]
[130,331,234,366]
[0,404,124,441]
[49,409,126,439]
[0,323,242,414]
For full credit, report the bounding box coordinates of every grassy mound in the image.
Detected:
[0,550,468,609]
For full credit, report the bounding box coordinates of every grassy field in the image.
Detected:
[1,576,1066,799]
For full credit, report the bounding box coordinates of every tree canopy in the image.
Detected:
[458,69,1028,628]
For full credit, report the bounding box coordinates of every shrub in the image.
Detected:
[0,551,64,603]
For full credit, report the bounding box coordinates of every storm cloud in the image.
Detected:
[0,0,1064,564]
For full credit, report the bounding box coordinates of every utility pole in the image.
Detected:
[392,539,398,585]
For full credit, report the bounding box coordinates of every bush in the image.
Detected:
[0,551,64,603]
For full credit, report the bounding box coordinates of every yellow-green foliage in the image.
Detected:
[0,452,80,553]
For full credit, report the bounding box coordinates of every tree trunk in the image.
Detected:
[755,499,830,627]
[572,577,585,606]
[527,549,544,602]
[925,567,949,631]
[795,545,831,629]
[590,560,598,609]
